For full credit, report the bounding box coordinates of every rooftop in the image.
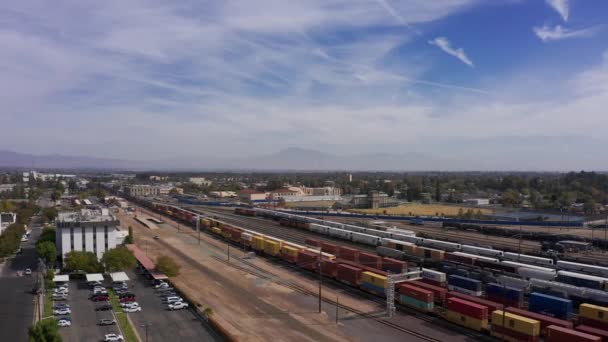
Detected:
[57,208,116,223]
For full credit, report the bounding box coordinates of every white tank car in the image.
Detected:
[502,252,554,266]
[342,224,367,233]
[496,275,529,290]
[422,239,461,251]
[529,278,587,298]
[582,288,608,303]
[376,246,406,260]
[327,227,352,240]
[351,232,381,246]
[556,260,608,278]
[461,245,504,257]
[309,223,330,235]
[501,261,557,280]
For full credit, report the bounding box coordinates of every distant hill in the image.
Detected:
[0,150,141,170]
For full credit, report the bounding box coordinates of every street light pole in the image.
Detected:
[318,248,322,313]
[140,323,151,342]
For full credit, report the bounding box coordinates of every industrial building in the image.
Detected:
[239,189,267,202]
[342,191,399,209]
[0,184,16,193]
[55,208,123,261]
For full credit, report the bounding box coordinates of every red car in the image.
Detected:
[92,295,109,302]
[119,296,135,303]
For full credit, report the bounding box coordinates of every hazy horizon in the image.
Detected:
[1,1,608,170]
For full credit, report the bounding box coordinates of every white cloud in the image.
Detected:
[546,0,569,22]
[428,37,474,67]
[533,24,596,42]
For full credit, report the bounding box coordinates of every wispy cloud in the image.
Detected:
[546,0,569,22]
[374,0,421,35]
[428,37,474,67]
[533,24,596,42]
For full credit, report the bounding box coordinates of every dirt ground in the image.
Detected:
[119,208,474,342]
[351,204,493,217]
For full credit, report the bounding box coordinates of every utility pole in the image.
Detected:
[140,323,151,342]
[318,248,322,313]
[335,296,339,324]
[227,244,230,262]
[196,215,200,245]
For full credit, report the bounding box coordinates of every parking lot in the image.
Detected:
[126,271,222,342]
[58,281,123,342]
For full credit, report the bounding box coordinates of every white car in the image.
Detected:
[154,282,169,289]
[94,288,108,295]
[104,334,124,341]
[123,306,141,313]
[24,269,32,275]
[164,296,183,304]
[54,308,71,315]
[57,319,71,327]
[120,302,139,308]
[21,237,28,242]
[168,302,189,310]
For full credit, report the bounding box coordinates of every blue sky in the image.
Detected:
[1,0,607,170]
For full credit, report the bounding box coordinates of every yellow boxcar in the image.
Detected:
[264,239,281,256]
[446,310,488,332]
[211,227,221,235]
[280,245,299,257]
[200,218,210,228]
[580,304,608,322]
[252,236,265,251]
[361,271,387,288]
[491,310,540,337]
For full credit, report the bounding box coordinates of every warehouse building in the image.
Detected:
[55,208,123,261]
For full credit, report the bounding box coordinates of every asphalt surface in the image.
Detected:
[127,271,223,342]
[0,218,41,342]
[59,281,121,342]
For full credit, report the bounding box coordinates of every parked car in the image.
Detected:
[24,269,32,275]
[54,308,71,315]
[156,287,174,292]
[164,296,183,304]
[52,294,68,301]
[123,306,141,313]
[94,289,108,295]
[154,282,168,289]
[98,319,117,326]
[120,302,139,308]
[118,292,135,298]
[88,281,103,288]
[119,296,135,303]
[53,303,70,310]
[168,302,189,310]
[159,292,178,298]
[95,304,113,311]
[104,334,124,341]
[91,295,109,302]
[57,319,71,327]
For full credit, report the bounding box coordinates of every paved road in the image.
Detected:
[127,271,223,342]
[59,281,121,342]
[0,218,42,342]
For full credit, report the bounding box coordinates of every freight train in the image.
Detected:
[146,202,608,340]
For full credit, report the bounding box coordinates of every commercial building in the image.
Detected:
[126,185,159,197]
[464,198,490,206]
[239,189,267,202]
[189,177,213,186]
[346,191,398,209]
[0,184,16,193]
[0,212,17,235]
[149,175,168,182]
[270,188,301,201]
[209,191,237,198]
[55,208,122,261]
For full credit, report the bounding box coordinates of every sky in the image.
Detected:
[1,0,608,170]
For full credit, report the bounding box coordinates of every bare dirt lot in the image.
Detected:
[351,204,493,217]
[120,208,477,342]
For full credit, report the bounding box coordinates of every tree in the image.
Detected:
[156,255,181,277]
[0,200,16,212]
[50,191,62,202]
[124,226,134,244]
[36,241,57,265]
[28,317,62,342]
[435,180,441,202]
[37,227,56,245]
[101,247,137,272]
[45,269,56,290]
[42,207,58,223]
[502,189,521,207]
[63,251,103,273]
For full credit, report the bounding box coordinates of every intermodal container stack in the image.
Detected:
[579,304,608,330]
[336,264,362,286]
[279,245,299,263]
[398,284,434,313]
[264,239,281,256]
[321,242,338,255]
[445,297,488,331]
[360,271,387,295]
[382,257,406,274]
[421,268,447,286]
[358,252,381,270]
[230,230,241,242]
[447,292,503,319]
[241,232,253,247]
[211,227,221,235]
[576,325,608,342]
[305,238,320,248]
[296,250,318,271]
[546,325,601,342]
[505,306,573,335]
[528,293,573,320]
[491,310,541,342]
[321,259,338,278]
[486,283,524,308]
[338,246,359,263]
[448,275,482,296]
[252,236,264,251]
[409,280,447,303]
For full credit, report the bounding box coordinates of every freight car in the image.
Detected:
[502,252,554,266]
[556,260,608,278]
[461,245,504,257]
[351,232,381,246]
[421,239,461,251]
[556,271,608,290]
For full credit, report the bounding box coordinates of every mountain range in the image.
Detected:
[0,148,454,171]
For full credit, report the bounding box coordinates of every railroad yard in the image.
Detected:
[124,206,479,342]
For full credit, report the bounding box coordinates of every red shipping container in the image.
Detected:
[231,230,242,242]
[446,297,488,321]
[487,294,523,308]
[580,317,608,331]
[321,242,338,255]
[398,284,433,303]
[409,280,447,303]
[296,250,318,271]
[546,325,601,342]
[359,252,381,269]
[382,257,406,274]
[321,259,338,278]
[337,259,388,276]
[448,292,503,316]
[576,325,608,342]
[305,238,320,247]
[338,246,359,263]
[492,325,540,342]
[336,264,362,286]
[506,307,573,334]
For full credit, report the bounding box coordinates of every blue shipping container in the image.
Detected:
[399,295,434,312]
[486,283,523,301]
[361,282,386,296]
[448,275,481,292]
[528,292,573,320]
